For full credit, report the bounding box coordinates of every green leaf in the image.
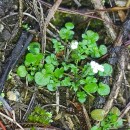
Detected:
[80,79,86,85]
[35,72,50,86]
[17,65,28,77]
[99,45,107,55]
[70,64,78,73]
[35,53,43,62]
[85,76,97,83]
[24,61,30,66]
[114,119,123,128]
[97,82,110,96]
[82,64,95,77]
[38,63,43,68]
[28,42,40,54]
[52,39,64,53]
[91,126,99,130]
[61,77,71,86]
[65,22,74,30]
[86,30,99,42]
[45,64,54,73]
[110,114,118,122]
[110,107,121,116]
[62,62,69,71]
[77,91,87,103]
[47,84,57,91]
[25,53,36,64]
[99,63,113,76]
[84,83,98,93]
[54,68,64,78]
[59,28,74,40]
[27,74,34,82]
[91,109,105,121]
[82,30,99,42]
[71,82,78,92]
[45,54,58,66]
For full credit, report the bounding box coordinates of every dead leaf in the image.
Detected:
[118,10,126,22]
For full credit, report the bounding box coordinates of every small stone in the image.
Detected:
[7,90,20,102]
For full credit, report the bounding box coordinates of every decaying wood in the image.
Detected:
[91,0,117,41]
[103,47,129,115]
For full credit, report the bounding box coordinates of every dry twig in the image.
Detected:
[119,102,130,119]
[0,111,24,130]
[91,0,117,41]
[82,104,91,130]
[19,0,23,27]
[45,0,63,27]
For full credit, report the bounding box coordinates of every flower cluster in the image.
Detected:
[90,61,104,73]
[71,40,78,49]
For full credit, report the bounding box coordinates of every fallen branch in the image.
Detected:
[82,104,91,130]
[103,47,129,115]
[45,0,63,27]
[0,26,38,92]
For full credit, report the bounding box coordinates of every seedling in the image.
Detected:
[17,22,113,103]
[91,107,123,130]
[28,106,53,126]
[17,42,44,82]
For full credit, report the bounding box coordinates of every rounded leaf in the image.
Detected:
[17,65,27,77]
[91,109,105,121]
[25,53,36,64]
[45,64,54,73]
[84,83,98,93]
[28,42,40,54]
[35,72,50,86]
[27,74,34,82]
[91,126,99,130]
[77,91,87,103]
[35,53,43,62]
[65,22,74,30]
[47,84,57,91]
[110,107,121,116]
[99,63,113,76]
[98,82,110,96]
[99,45,107,55]
[54,68,64,78]
[86,30,99,41]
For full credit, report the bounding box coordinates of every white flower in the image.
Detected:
[71,40,78,49]
[98,65,104,72]
[90,61,104,73]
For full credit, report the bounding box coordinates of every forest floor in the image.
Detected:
[0,0,130,130]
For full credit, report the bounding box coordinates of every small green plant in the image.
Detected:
[28,106,53,126]
[17,42,44,82]
[17,22,113,103]
[91,107,123,130]
[22,23,31,31]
